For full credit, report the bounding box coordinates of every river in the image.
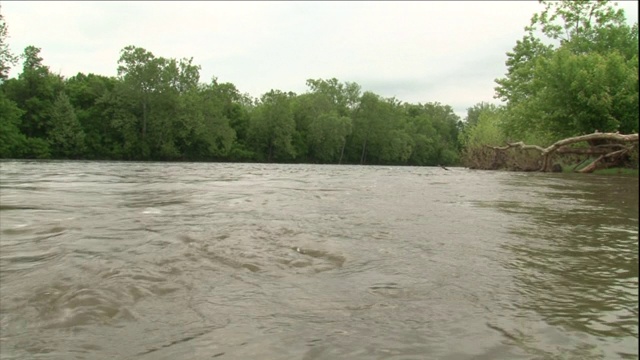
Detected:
[0,160,637,359]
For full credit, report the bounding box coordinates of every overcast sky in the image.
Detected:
[2,1,638,117]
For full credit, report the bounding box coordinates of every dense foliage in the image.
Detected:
[460,0,638,167]
[0,14,462,165]
[1,1,637,167]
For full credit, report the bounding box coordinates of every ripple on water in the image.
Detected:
[0,161,637,359]
[10,264,186,333]
[0,247,64,273]
[170,227,349,277]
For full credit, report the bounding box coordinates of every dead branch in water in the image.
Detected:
[487,132,638,173]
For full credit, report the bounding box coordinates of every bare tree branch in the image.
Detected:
[486,132,638,172]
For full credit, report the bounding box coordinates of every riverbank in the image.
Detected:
[591,167,639,176]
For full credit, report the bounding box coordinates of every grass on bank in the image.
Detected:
[591,167,639,176]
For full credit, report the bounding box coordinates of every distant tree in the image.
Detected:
[2,45,63,154]
[0,91,25,157]
[116,46,161,144]
[0,36,473,165]
[459,106,507,169]
[0,12,18,82]
[402,102,461,165]
[307,112,352,163]
[0,12,25,157]
[48,92,86,158]
[248,90,297,162]
[190,79,237,159]
[305,78,361,117]
[115,45,210,159]
[464,102,499,128]
[65,72,119,158]
[350,91,387,164]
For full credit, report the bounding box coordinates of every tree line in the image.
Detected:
[1,1,637,168]
[0,25,462,165]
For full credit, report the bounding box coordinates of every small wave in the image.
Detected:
[35,226,67,235]
[1,224,32,235]
[142,208,162,214]
[367,282,410,298]
[293,247,346,267]
[204,252,263,273]
[1,249,62,271]
[0,204,46,211]
[27,285,137,329]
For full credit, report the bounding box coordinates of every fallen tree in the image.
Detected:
[484,132,639,173]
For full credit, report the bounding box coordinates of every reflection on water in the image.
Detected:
[0,161,637,359]
[477,173,638,359]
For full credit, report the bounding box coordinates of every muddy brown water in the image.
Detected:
[0,161,637,359]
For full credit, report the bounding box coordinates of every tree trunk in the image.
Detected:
[339,139,346,165]
[142,100,148,140]
[360,138,368,165]
[486,132,638,172]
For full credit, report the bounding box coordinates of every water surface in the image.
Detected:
[0,161,637,359]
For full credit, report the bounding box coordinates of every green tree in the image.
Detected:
[0,12,18,82]
[401,102,461,166]
[248,90,297,162]
[307,112,352,163]
[375,98,414,164]
[115,45,207,159]
[291,92,324,161]
[350,91,387,164]
[464,102,499,128]
[0,91,25,157]
[494,34,553,140]
[116,46,161,148]
[189,79,237,159]
[528,0,628,50]
[0,11,25,157]
[294,79,361,163]
[495,0,638,141]
[460,105,506,149]
[48,92,86,158]
[305,78,361,117]
[3,46,63,141]
[403,104,437,165]
[533,47,638,137]
[65,72,119,158]
[460,106,507,168]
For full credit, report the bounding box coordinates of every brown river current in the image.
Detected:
[0,161,637,359]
